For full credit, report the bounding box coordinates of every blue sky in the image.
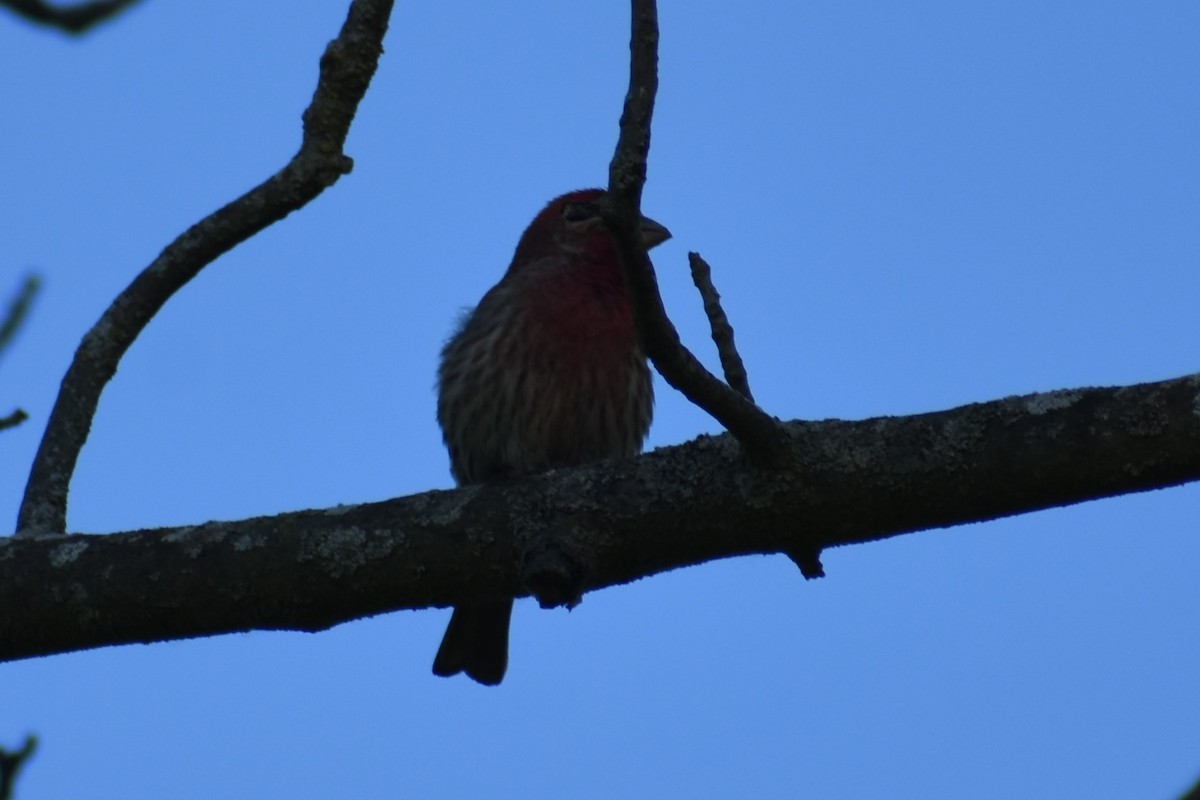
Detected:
[2,1,1199,797]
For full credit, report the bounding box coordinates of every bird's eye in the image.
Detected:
[561,202,600,225]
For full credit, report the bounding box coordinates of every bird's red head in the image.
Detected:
[507,189,671,277]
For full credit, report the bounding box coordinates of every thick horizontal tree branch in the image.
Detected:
[2,373,1198,664]
[15,0,395,536]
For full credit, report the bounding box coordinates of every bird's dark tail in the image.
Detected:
[432,600,514,686]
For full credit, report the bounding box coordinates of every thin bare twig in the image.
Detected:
[0,0,140,34]
[0,275,40,435]
[0,410,28,432]
[687,251,753,402]
[604,0,790,467]
[0,274,40,365]
[683,255,817,579]
[15,0,396,536]
[0,735,37,800]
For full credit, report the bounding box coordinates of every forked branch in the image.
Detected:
[604,0,790,467]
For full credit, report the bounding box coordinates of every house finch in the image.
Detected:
[433,188,671,685]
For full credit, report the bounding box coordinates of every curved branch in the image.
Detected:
[2,373,1198,663]
[604,0,790,467]
[15,0,395,536]
[0,0,139,34]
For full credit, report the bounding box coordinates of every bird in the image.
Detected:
[432,188,671,685]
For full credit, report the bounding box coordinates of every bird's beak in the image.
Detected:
[639,215,672,250]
